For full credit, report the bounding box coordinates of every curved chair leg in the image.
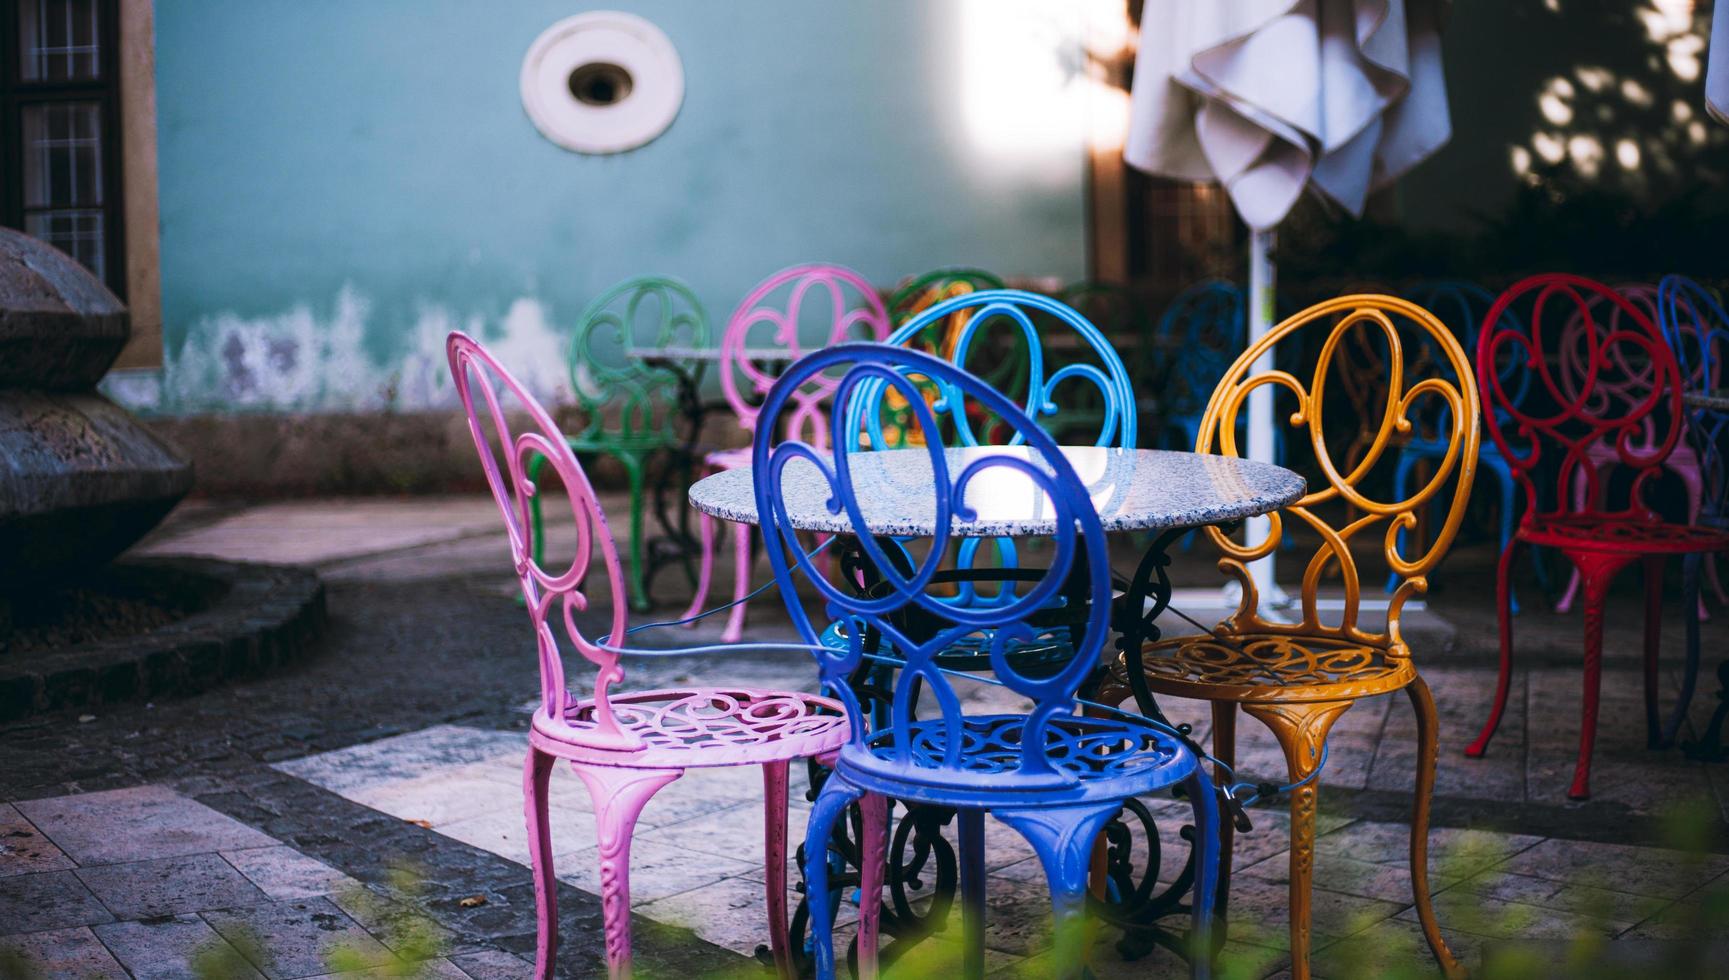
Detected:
[857,792,888,980]
[958,808,988,978]
[1570,552,1632,800]
[1666,553,1706,748]
[1466,537,1520,758]
[1405,676,1465,979]
[1490,461,1523,615]
[762,760,793,978]
[570,764,683,979]
[1210,700,1236,941]
[1182,768,1220,979]
[1643,556,1666,749]
[1672,460,1712,621]
[524,748,559,980]
[621,453,652,613]
[681,509,718,626]
[994,802,1124,980]
[722,521,752,643]
[1242,699,1353,980]
[804,774,863,980]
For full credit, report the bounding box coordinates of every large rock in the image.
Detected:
[0,229,192,587]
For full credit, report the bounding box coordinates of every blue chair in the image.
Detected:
[1153,280,1244,456]
[1384,281,1549,610]
[1657,273,1729,747]
[758,344,1217,980]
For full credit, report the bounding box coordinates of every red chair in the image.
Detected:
[1467,273,1729,799]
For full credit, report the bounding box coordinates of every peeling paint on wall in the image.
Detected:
[148,286,574,413]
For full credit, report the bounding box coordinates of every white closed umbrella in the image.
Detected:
[1124,0,1452,605]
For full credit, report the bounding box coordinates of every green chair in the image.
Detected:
[529,275,710,611]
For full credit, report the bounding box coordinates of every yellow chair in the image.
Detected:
[1098,295,1475,980]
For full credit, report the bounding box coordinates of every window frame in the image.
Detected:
[0,0,127,298]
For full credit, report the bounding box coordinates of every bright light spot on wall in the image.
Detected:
[1087,81,1131,153]
[1081,0,1131,58]
[1510,145,1533,175]
[1620,79,1654,107]
[959,0,1089,170]
[1666,33,1703,81]
[1568,135,1604,177]
[1615,139,1641,169]
[1539,92,1573,125]
[1641,0,1695,40]
[1534,132,1566,164]
[1672,99,1694,121]
[1688,120,1709,144]
[1575,68,1612,93]
[1543,0,1561,10]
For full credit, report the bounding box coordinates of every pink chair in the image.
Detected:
[683,264,890,640]
[447,331,848,979]
[1555,284,1722,615]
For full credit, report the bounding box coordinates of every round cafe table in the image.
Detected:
[689,444,1304,968]
[688,445,1304,536]
[1683,389,1729,413]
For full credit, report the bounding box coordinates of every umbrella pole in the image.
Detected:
[1246,228,1290,609]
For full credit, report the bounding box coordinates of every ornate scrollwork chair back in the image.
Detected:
[848,290,1133,611]
[1482,276,1684,524]
[1658,274,1729,505]
[531,275,711,612]
[1160,279,1247,428]
[764,344,1116,787]
[1200,295,1481,654]
[719,264,891,449]
[862,289,1136,451]
[1380,281,1547,608]
[686,265,891,641]
[887,267,1006,351]
[1402,281,1526,445]
[450,332,635,748]
[568,276,709,446]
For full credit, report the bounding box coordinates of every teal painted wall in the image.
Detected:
[147,0,1090,412]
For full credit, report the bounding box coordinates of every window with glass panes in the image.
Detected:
[1,0,124,294]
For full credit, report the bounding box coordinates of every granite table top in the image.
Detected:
[1683,389,1729,412]
[688,446,1306,537]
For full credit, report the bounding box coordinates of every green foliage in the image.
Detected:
[192,924,267,979]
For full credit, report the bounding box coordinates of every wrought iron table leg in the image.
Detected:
[1088,522,1241,962]
[641,362,708,605]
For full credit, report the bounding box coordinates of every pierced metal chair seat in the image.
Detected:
[1112,632,1413,704]
[542,688,848,768]
[842,713,1192,808]
[1516,513,1729,553]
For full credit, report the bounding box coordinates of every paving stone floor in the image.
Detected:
[4,495,1729,978]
